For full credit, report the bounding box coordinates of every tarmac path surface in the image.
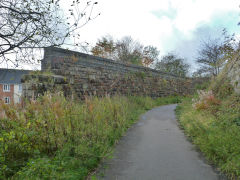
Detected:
[97,104,226,180]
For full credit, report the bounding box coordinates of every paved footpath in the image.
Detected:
[97,104,226,180]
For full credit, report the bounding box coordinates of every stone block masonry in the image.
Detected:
[22,74,71,99]
[24,47,203,99]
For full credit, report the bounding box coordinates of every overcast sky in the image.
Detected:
[77,0,240,71]
[1,0,239,70]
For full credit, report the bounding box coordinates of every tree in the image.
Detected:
[91,35,116,59]
[142,46,160,67]
[155,53,190,77]
[91,35,159,67]
[115,36,144,65]
[196,39,225,77]
[0,0,99,67]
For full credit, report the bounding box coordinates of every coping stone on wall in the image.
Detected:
[42,47,186,80]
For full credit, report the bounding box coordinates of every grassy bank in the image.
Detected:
[177,53,240,179]
[0,94,181,179]
[176,92,240,179]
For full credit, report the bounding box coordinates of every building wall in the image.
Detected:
[0,84,14,104]
[14,84,22,104]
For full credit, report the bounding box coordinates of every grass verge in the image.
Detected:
[176,94,240,179]
[0,94,182,179]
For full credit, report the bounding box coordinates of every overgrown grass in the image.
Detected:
[176,93,240,179]
[0,94,182,179]
[176,49,240,179]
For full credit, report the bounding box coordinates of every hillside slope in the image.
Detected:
[177,52,240,179]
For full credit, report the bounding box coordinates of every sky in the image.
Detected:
[77,0,240,71]
[1,0,239,71]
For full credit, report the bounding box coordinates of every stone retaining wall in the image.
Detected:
[23,47,204,99]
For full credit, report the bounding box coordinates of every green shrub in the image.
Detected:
[177,93,240,179]
[0,93,183,179]
[154,95,184,105]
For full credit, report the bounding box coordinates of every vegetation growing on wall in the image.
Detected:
[22,70,74,100]
[134,72,147,79]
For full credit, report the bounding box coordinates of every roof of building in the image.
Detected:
[0,68,31,84]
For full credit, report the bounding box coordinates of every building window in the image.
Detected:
[4,97,10,104]
[19,84,22,92]
[3,84,10,92]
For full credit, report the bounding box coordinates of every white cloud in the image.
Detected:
[2,0,239,69]
[79,0,239,52]
[170,0,239,34]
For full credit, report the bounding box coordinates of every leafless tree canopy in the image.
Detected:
[194,29,240,77]
[0,0,99,67]
[196,39,225,77]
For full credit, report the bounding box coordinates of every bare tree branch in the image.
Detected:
[0,0,100,68]
[196,39,225,77]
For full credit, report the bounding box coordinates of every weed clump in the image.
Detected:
[192,90,221,111]
[177,90,240,179]
[0,93,182,179]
